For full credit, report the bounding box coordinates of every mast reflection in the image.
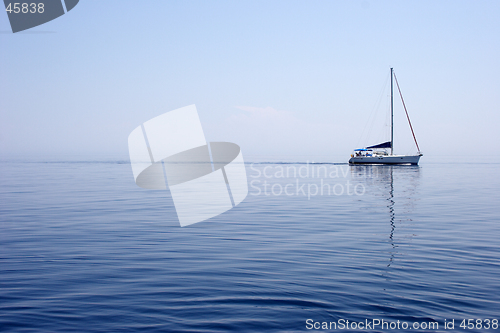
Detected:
[350,165,420,267]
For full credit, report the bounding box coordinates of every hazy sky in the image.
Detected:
[1,0,499,161]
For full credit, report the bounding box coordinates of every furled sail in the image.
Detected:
[367,141,391,149]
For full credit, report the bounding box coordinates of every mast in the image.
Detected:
[390,68,394,155]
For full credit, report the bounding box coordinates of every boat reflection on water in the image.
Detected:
[350,165,421,267]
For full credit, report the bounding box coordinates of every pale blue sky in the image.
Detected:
[1,1,499,161]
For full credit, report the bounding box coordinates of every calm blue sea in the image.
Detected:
[1,158,499,332]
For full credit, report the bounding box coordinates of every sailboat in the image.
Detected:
[349,68,422,165]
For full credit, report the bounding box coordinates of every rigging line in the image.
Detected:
[393,71,421,153]
[356,72,390,148]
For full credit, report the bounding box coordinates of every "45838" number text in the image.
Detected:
[5,3,44,14]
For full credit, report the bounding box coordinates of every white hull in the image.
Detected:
[349,154,421,165]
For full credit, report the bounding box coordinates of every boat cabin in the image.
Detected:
[351,148,390,157]
[352,148,372,157]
